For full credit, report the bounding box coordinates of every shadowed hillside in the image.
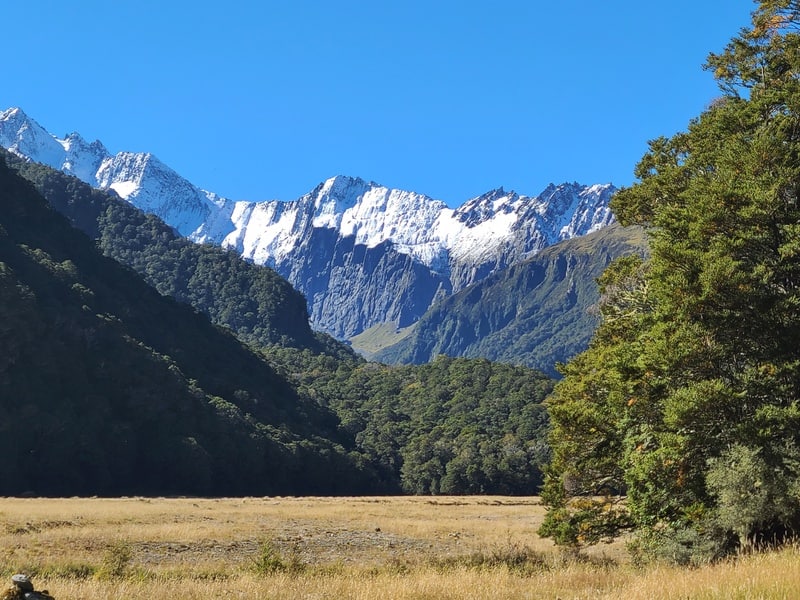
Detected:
[4,150,351,358]
[0,154,375,496]
[375,224,648,376]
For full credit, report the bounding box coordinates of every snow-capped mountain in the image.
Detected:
[0,108,226,238]
[0,107,616,338]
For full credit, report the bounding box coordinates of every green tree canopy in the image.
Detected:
[541,0,800,564]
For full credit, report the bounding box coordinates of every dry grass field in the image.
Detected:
[0,496,798,599]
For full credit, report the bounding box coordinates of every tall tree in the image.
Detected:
[541,0,800,564]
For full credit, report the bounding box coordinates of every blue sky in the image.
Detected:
[6,1,753,205]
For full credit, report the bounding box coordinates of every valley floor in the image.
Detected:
[0,496,796,599]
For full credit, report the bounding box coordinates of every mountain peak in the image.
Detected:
[1,107,26,121]
[62,131,110,157]
[318,174,373,197]
[473,187,515,203]
[64,131,85,142]
[0,107,50,138]
[1,107,617,340]
[0,107,70,170]
[486,186,507,198]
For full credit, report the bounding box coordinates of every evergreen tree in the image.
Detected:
[541,1,800,563]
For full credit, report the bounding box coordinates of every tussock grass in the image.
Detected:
[0,496,796,599]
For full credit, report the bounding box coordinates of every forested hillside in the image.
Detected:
[270,350,554,494]
[0,155,376,496]
[375,224,647,376]
[3,150,348,357]
[541,1,800,564]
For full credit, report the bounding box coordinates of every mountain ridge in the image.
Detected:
[374,223,649,376]
[0,107,617,339]
[2,148,348,355]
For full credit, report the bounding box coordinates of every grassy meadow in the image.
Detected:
[0,496,797,599]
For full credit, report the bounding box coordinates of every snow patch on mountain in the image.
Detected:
[94,151,226,238]
[0,108,80,173]
[0,108,615,274]
[0,108,231,240]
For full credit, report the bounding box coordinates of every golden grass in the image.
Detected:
[0,496,797,599]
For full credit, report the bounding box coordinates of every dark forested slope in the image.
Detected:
[0,155,374,496]
[376,224,648,376]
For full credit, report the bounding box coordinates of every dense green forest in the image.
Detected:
[541,1,800,564]
[270,349,553,494]
[0,152,554,496]
[0,156,376,496]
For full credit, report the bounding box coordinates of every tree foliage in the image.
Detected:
[541,1,800,563]
[266,349,553,494]
[0,154,376,496]
[314,355,554,495]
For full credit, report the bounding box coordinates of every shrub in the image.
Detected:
[250,540,304,576]
[95,541,132,580]
[432,539,550,576]
[706,444,800,549]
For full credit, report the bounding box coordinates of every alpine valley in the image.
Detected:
[0,106,649,496]
[0,107,625,372]
[0,147,557,496]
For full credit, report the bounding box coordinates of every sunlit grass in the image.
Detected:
[0,496,796,599]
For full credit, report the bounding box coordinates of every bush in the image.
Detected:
[250,540,304,576]
[95,541,132,580]
[432,539,550,576]
[628,525,728,567]
[706,444,800,549]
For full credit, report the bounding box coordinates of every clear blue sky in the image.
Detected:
[5,1,754,205]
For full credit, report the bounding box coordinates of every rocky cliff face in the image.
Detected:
[0,107,617,340]
[270,228,451,338]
